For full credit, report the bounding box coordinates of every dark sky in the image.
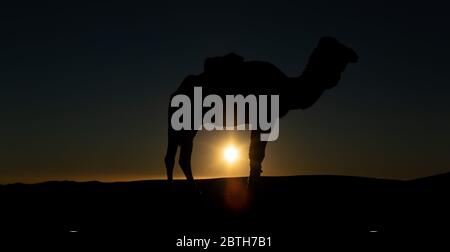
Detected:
[1,1,450,183]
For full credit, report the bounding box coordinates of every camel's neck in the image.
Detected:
[283,76,326,111]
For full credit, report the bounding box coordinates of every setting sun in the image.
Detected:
[223,145,239,164]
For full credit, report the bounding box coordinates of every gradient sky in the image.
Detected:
[1,1,450,183]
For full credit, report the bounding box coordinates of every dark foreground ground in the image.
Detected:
[1,174,449,246]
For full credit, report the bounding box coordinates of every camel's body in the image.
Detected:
[165,37,358,189]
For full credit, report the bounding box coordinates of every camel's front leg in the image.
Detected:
[248,130,268,190]
[178,132,202,194]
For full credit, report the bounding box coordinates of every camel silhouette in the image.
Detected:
[165,37,358,190]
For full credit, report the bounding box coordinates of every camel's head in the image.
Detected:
[303,36,359,90]
[325,37,358,63]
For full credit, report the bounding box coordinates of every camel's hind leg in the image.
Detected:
[179,132,202,194]
[164,131,178,183]
[178,131,197,182]
[248,130,268,190]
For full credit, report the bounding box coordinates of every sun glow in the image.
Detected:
[223,145,239,164]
